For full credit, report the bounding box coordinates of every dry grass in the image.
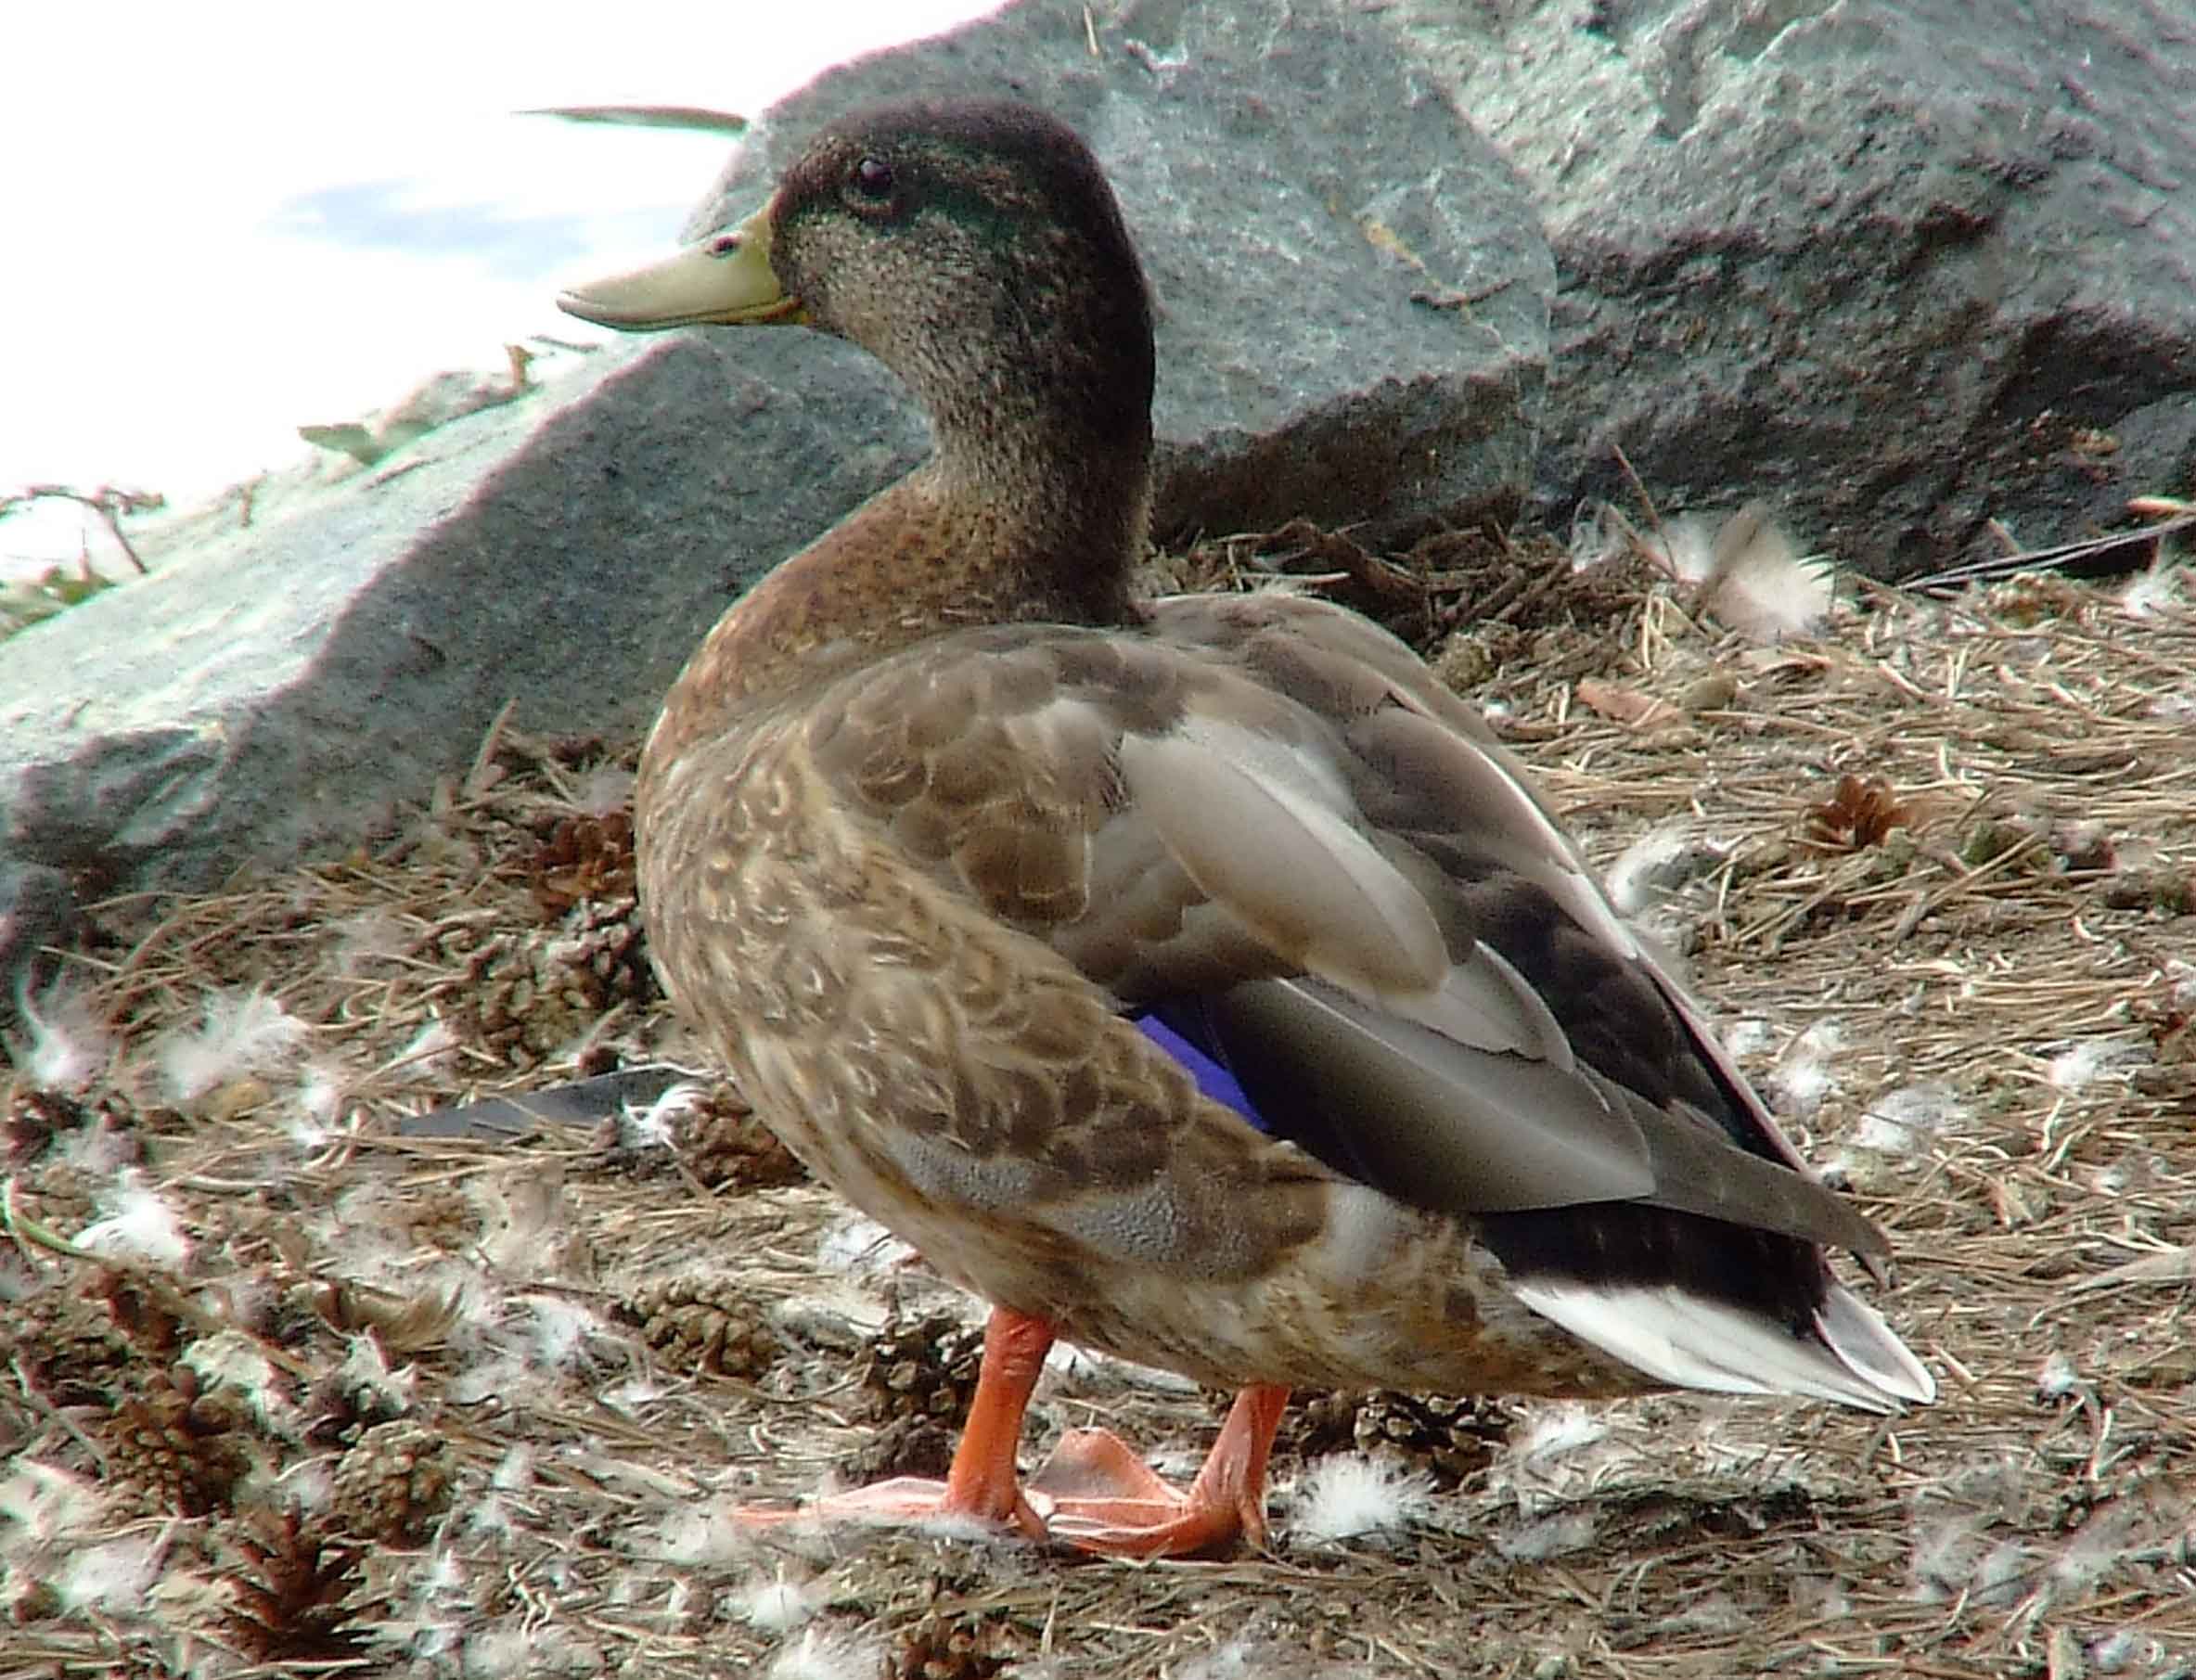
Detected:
[5,544,2194,1679]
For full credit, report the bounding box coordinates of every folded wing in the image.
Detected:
[800,595,1932,1407]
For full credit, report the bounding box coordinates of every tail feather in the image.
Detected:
[1813,1278,1936,1405]
[1511,1278,1933,1414]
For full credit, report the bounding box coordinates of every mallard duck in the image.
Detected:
[559,99,1933,1558]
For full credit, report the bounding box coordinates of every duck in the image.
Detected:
[557,98,1933,1559]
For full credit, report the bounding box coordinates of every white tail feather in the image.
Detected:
[1812,1279,1936,1404]
[1512,1279,1933,1414]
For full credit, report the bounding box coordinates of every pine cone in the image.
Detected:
[9,1161,102,1236]
[10,1278,135,1407]
[841,1417,958,1487]
[863,1314,984,1424]
[896,1611,1013,1680]
[617,1275,779,1379]
[1353,1391,1510,1488]
[92,1269,186,1359]
[665,1088,804,1190]
[331,1421,454,1545]
[458,902,649,1070]
[5,1086,71,1167]
[1287,1390,1365,1459]
[556,893,656,1007]
[219,1504,368,1662]
[531,810,637,917]
[463,930,601,1068]
[106,1365,250,1517]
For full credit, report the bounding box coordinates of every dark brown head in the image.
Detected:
[562,101,1156,494]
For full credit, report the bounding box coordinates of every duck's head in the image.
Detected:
[560,100,1156,482]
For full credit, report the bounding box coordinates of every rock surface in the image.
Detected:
[0,0,1545,1002]
[1383,0,2196,573]
[0,335,929,994]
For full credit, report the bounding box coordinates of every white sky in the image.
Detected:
[0,0,999,574]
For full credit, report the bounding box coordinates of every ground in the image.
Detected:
[4,532,2193,1679]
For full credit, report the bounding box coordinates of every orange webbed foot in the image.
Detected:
[724,1306,1291,1561]
[729,1474,1047,1542]
[1025,1384,1290,1559]
[728,1304,1054,1544]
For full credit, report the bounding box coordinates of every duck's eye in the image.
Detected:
[850,156,895,200]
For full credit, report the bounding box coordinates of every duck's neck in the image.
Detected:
[925,405,1153,616]
[641,417,1151,782]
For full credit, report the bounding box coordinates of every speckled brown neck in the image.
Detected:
[639,433,1150,801]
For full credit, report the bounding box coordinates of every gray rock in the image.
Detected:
[684,0,1552,546]
[0,858,79,1004]
[0,334,925,943]
[1384,0,2196,577]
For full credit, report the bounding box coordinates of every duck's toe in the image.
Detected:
[1027,1385,1289,1559]
[734,1474,1048,1543]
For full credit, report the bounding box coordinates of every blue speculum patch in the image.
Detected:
[1132,1008,1265,1131]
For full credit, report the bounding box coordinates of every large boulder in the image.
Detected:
[1382,0,2196,575]
[0,336,923,904]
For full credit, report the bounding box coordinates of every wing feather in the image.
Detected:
[799,608,1888,1271]
[1117,721,1447,997]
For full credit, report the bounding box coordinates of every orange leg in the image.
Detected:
[736,1304,1291,1559]
[736,1302,1053,1541]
